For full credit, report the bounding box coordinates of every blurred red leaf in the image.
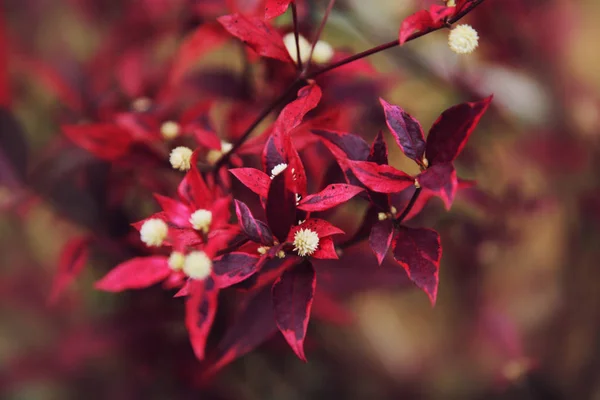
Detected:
[369,220,394,266]
[186,279,219,360]
[264,0,293,19]
[418,163,457,209]
[62,123,132,160]
[213,252,261,288]
[95,256,170,292]
[48,236,90,305]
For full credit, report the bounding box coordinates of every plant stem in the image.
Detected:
[304,0,336,72]
[396,187,422,223]
[291,2,303,71]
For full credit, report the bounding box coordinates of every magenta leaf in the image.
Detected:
[310,236,338,260]
[154,194,190,227]
[266,170,296,242]
[230,168,270,198]
[178,154,212,209]
[185,279,218,360]
[392,227,442,305]
[95,256,170,292]
[62,123,132,160]
[398,6,454,44]
[368,130,389,165]
[425,96,492,165]
[380,98,426,162]
[418,163,457,209]
[369,220,395,266]
[312,129,370,161]
[213,252,261,288]
[272,260,316,361]
[217,14,292,62]
[275,85,322,135]
[289,218,344,239]
[265,0,293,19]
[48,236,89,304]
[298,184,364,212]
[234,200,274,245]
[349,160,414,194]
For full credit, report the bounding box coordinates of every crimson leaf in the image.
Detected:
[217,13,292,62]
[426,96,492,165]
[48,236,89,304]
[95,256,170,292]
[298,184,364,212]
[185,279,218,360]
[348,160,414,194]
[230,168,271,198]
[265,0,294,19]
[62,123,132,160]
[398,6,454,44]
[380,98,426,162]
[418,163,457,210]
[272,260,316,361]
[369,220,395,266]
[392,227,442,305]
[234,200,274,245]
[213,252,261,288]
[266,170,296,242]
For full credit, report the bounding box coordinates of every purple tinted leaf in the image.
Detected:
[95,256,170,292]
[298,184,364,212]
[266,170,296,242]
[368,130,389,165]
[348,160,414,194]
[426,96,492,165]
[272,260,316,361]
[369,220,395,266]
[230,168,271,198]
[393,227,441,305]
[234,200,274,245]
[418,163,457,210]
[185,279,218,360]
[380,98,426,162]
[213,252,260,288]
[312,129,370,161]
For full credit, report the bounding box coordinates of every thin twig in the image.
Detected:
[304,0,336,72]
[291,2,303,71]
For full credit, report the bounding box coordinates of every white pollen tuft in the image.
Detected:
[183,251,212,280]
[378,212,388,221]
[169,146,193,171]
[448,24,479,55]
[189,209,212,233]
[283,33,312,65]
[270,163,288,179]
[140,218,168,247]
[161,121,181,140]
[257,246,269,255]
[168,251,185,271]
[312,40,334,64]
[293,228,320,257]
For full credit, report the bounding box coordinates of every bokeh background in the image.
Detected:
[2,0,600,399]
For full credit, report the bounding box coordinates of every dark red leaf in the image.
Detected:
[48,236,89,304]
[275,84,322,135]
[265,0,293,19]
[348,160,414,194]
[230,168,270,198]
[312,129,370,161]
[298,184,364,212]
[272,260,316,361]
[217,13,292,62]
[418,163,457,209]
[234,200,274,245]
[212,252,260,288]
[369,220,395,266]
[95,256,170,292]
[154,194,190,228]
[177,153,212,209]
[62,124,132,161]
[289,218,344,239]
[398,6,454,44]
[392,227,441,305]
[426,96,492,165]
[185,279,219,360]
[380,98,426,162]
[266,170,296,242]
[310,236,338,260]
[368,130,389,165]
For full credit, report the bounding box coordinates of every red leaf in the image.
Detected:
[266,170,296,242]
[230,168,270,198]
[264,0,293,19]
[368,130,389,165]
[418,163,457,210]
[312,129,370,161]
[392,227,441,305]
[62,124,132,160]
[310,236,338,260]
[154,194,190,228]
[426,96,492,165]
[177,154,212,209]
[234,200,274,245]
[369,220,395,266]
[167,23,227,89]
[185,279,219,360]
[380,98,426,162]
[48,236,89,305]
[272,260,316,361]
[213,252,260,288]
[95,256,170,292]
[298,184,364,212]
[398,6,454,44]
[289,218,344,239]
[348,160,414,194]
[217,13,292,62]
[275,84,322,134]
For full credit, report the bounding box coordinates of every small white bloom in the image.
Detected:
[257,246,270,255]
[283,33,312,65]
[295,193,302,205]
[169,146,193,171]
[168,251,185,271]
[312,40,334,64]
[140,218,168,247]
[448,24,479,55]
[161,121,181,140]
[270,163,288,179]
[131,97,152,112]
[293,228,320,257]
[183,251,212,280]
[206,141,233,165]
[189,209,212,233]
[390,206,398,215]
[378,212,388,221]
[276,250,286,259]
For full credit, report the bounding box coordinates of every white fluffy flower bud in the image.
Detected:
[169,146,193,171]
[183,251,212,280]
[189,209,212,233]
[140,218,168,247]
[448,24,479,55]
[293,228,320,257]
[161,121,181,140]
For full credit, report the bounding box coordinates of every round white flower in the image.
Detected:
[161,121,181,140]
[448,24,479,55]
[169,146,193,171]
[140,218,168,247]
[293,228,320,257]
[270,163,288,179]
[283,32,312,65]
[168,251,185,271]
[189,209,212,233]
[183,251,212,280]
[312,40,334,64]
